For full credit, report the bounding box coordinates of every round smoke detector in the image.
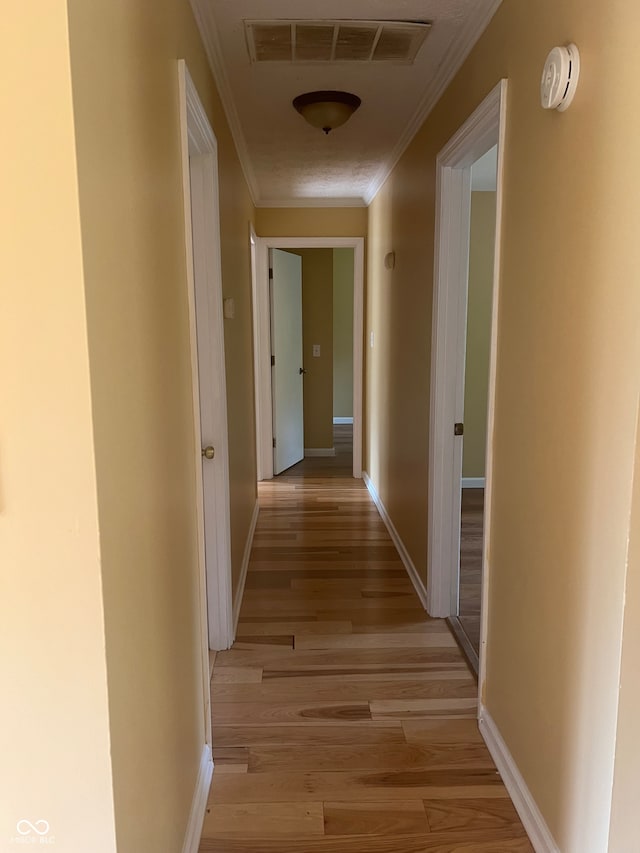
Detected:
[540,44,580,112]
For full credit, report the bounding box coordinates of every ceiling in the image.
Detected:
[190,0,503,207]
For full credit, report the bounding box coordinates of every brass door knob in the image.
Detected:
[202,446,215,460]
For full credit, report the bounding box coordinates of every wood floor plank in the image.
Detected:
[209,768,509,804]
[323,800,429,837]
[214,679,477,704]
[402,719,485,745]
[201,429,531,853]
[213,701,372,725]
[247,742,497,773]
[236,621,353,636]
[370,698,478,719]
[424,797,523,833]
[199,833,533,852]
[202,802,324,838]
[213,723,405,748]
[212,667,263,684]
[295,632,457,650]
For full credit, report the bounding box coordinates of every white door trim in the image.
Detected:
[249,225,265,479]
[179,60,233,669]
[425,80,507,699]
[253,236,364,480]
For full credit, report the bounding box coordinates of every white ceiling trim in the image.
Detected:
[362,0,503,205]
[189,0,260,204]
[256,197,367,209]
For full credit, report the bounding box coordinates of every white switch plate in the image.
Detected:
[312,344,321,357]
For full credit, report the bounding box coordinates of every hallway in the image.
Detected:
[199,442,531,851]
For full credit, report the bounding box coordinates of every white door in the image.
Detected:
[186,116,233,652]
[270,249,304,474]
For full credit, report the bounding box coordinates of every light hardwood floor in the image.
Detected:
[458,488,485,656]
[200,430,530,851]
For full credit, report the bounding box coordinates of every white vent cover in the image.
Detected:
[245,20,432,64]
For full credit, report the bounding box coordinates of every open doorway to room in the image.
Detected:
[251,236,364,481]
[270,246,355,475]
[452,146,497,669]
[426,81,506,688]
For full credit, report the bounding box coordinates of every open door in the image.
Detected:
[270,248,304,474]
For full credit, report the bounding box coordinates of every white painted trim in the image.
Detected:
[189,0,259,204]
[249,225,265,480]
[179,61,234,666]
[427,81,507,629]
[478,83,508,694]
[462,477,485,489]
[479,705,560,853]
[233,500,259,634]
[181,744,214,853]
[364,1,503,205]
[363,472,428,611]
[256,197,367,209]
[304,448,336,457]
[254,237,364,481]
[333,417,354,424]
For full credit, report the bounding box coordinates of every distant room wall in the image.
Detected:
[333,248,354,419]
[462,191,496,479]
[287,249,334,449]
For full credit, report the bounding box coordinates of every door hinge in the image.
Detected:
[271,354,275,366]
[269,267,273,279]
[454,422,464,436]
[272,437,276,448]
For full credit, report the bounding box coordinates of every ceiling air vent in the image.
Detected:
[245,20,432,65]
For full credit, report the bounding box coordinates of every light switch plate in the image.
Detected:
[223,297,235,319]
[312,344,321,357]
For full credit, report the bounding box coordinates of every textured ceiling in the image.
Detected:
[190,0,503,207]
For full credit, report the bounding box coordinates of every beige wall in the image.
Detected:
[366,2,640,850]
[462,192,496,478]
[256,207,367,238]
[66,0,257,850]
[0,3,116,849]
[288,250,334,449]
[333,249,354,419]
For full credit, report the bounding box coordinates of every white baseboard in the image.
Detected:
[362,471,429,610]
[479,705,559,853]
[181,744,213,853]
[304,448,336,457]
[462,477,485,489]
[333,417,354,424]
[233,499,259,634]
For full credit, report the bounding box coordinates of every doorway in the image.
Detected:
[252,237,364,481]
[453,146,498,670]
[426,81,507,688]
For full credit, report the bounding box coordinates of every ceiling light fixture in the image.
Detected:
[292,90,361,134]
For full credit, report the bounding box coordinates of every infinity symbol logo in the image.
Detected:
[16,819,50,836]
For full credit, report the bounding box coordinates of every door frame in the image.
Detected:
[178,59,233,682]
[425,80,507,692]
[252,236,365,480]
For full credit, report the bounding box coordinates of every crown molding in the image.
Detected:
[189,0,260,205]
[256,197,367,209]
[363,0,504,205]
